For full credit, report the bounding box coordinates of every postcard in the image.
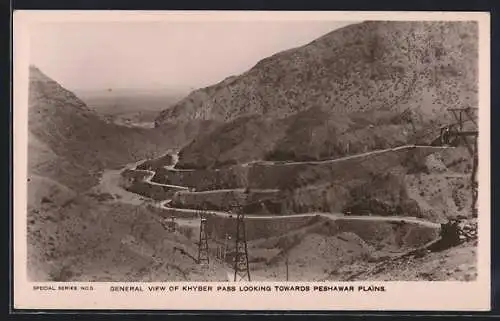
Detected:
[13,10,491,310]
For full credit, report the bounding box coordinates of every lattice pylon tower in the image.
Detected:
[446,107,479,217]
[197,215,210,265]
[233,210,251,282]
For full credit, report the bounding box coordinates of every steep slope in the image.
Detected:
[150,21,478,224]
[176,114,288,169]
[28,66,216,192]
[176,106,420,168]
[27,66,227,281]
[167,21,477,168]
[27,194,227,281]
[156,21,477,126]
[338,240,477,281]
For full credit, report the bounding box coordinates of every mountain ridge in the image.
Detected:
[27,66,215,192]
[156,21,477,127]
[157,21,478,169]
[26,66,225,282]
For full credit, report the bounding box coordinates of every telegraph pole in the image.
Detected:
[197,214,210,265]
[233,207,250,282]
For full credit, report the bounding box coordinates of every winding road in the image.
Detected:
[105,145,447,229]
[93,145,464,282]
[241,144,449,167]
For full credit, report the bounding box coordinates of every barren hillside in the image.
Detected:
[143,21,479,227]
[27,194,227,282]
[156,21,477,124]
[176,106,429,169]
[25,20,479,282]
[147,145,472,222]
[27,67,224,281]
[156,21,477,169]
[28,66,217,192]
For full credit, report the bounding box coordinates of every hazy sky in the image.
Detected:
[30,21,356,93]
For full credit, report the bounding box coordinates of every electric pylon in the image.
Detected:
[233,208,251,281]
[197,215,210,265]
[444,107,478,217]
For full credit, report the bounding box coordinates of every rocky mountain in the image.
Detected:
[27,66,225,281]
[156,21,477,125]
[151,21,478,167]
[28,66,215,193]
[149,21,478,224]
[25,20,479,282]
[158,21,477,169]
[176,106,427,169]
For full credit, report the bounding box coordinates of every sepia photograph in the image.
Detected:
[13,11,490,310]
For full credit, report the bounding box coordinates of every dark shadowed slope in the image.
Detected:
[176,106,425,168]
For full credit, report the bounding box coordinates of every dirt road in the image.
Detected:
[241,144,450,167]
[96,159,149,205]
[154,204,440,227]
[101,147,443,230]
